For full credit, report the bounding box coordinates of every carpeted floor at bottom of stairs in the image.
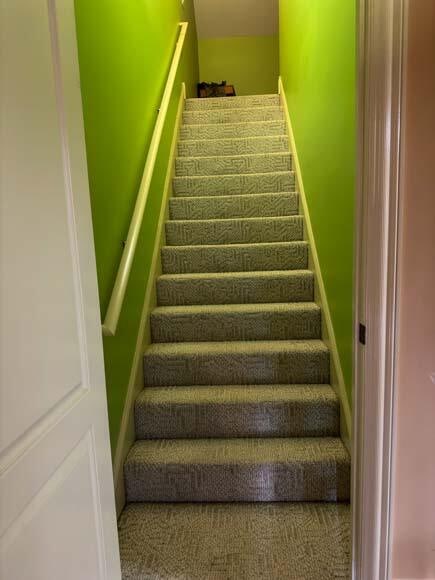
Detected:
[118,502,351,580]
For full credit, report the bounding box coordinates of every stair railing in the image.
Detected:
[102,22,189,336]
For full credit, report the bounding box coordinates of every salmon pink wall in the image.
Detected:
[391,2,435,578]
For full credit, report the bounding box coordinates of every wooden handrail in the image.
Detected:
[102,22,188,337]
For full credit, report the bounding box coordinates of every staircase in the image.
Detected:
[118,94,351,579]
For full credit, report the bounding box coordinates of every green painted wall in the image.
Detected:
[74,0,199,450]
[279,1,356,402]
[199,36,279,96]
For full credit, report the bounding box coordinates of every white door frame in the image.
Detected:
[353,0,406,579]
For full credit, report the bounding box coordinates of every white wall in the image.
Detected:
[193,0,278,38]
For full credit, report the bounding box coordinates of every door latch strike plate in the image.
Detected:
[359,323,366,345]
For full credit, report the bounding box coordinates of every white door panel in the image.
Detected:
[1,0,83,452]
[1,391,96,537]
[0,0,121,577]
[2,434,104,580]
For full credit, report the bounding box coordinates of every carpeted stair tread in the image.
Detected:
[151,302,321,342]
[124,437,350,502]
[143,340,329,386]
[183,106,284,125]
[175,152,292,177]
[157,269,314,305]
[161,241,308,274]
[135,384,339,439]
[169,191,299,220]
[178,135,289,158]
[165,215,303,246]
[184,94,280,110]
[173,170,295,197]
[126,435,347,467]
[180,120,287,141]
[118,502,351,580]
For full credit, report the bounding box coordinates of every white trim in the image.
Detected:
[102,22,188,337]
[113,85,186,515]
[278,77,352,448]
[352,0,405,578]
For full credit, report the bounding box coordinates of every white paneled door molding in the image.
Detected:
[353,0,405,579]
[0,1,121,578]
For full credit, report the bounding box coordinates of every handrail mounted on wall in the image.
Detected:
[102,22,188,337]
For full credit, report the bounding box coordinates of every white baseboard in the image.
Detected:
[278,77,352,449]
[113,84,186,516]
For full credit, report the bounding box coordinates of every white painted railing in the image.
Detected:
[102,22,188,337]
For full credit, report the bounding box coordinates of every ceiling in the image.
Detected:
[193,0,279,39]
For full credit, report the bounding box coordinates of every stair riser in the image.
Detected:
[143,349,329,387]
[183,107,283,125]
[185,95,280,111]
[180,121,287,141]
[173,172,295,197]
[157,272,314,306]
[175,153,292,177]
[169,193,299,220]
[151,308,321,342]
[178,136,289,158]
[161,242,308,274]
[165,217,303,246]
[125,460,350,502]
[135,400,339,439]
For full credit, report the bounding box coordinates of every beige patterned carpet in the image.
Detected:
[119,503,351,580]
[119,93,351,578]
